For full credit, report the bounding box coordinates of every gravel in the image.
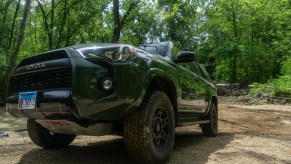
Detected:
[0,102,290,164]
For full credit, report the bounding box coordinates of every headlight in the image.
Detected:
[77,45,136,62]
[106,46,136,61]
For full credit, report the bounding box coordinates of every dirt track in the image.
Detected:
[0,102,290,164]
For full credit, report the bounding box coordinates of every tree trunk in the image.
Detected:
[0,0,13,51]
[113,0,121,43]
[0,0,31,93]
[36,0,53,49]
[57,0,68,48]
[51,0,55,48]
[112,0,140,43]
[231,4,238,83]
[8,0,21,50]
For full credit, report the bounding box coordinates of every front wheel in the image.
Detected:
[200,102,218,137]
[124,91,175,163]
[27,119,76,149]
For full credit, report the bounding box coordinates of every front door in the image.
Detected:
[177,61,208,115]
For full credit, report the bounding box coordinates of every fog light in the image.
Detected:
[102,78,114,91]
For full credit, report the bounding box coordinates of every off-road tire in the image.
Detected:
[200,102,218,137]
[124,91,175,163]
[27,119,76,149]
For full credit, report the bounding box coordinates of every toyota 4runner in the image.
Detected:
[6,41,218,163]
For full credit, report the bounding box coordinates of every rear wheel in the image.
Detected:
[27,119,76,149]
[200,102,218,137]
[124,91,175,163]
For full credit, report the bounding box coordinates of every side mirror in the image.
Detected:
[175,51,196,63]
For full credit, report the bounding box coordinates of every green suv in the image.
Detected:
[6,41,218,163]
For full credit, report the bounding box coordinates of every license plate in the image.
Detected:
[18,92,37,109]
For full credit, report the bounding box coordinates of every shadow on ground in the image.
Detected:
[19,130,235,164]
[169,130,235,163]
[20,137,133,164]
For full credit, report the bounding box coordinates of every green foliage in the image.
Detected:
[199,0,291,83]
[120,1,160,44]
[281,57,291,75]
[0,0,290,95]
[273,56,291,96]
[249,82,274,97]
[214,61,231,82]
[158,0,201,50]
[249,56,291,97]
[249,75,291,97]
[273,75,291,96]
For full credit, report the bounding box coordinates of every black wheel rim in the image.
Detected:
[151,106,170,151]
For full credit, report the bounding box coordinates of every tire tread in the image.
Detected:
[27,119,76,149]
[124,91,175,163]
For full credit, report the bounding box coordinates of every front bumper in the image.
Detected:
[6,90,76,119]
[6,88,137,121]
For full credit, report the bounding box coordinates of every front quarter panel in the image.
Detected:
[128,51,179,107]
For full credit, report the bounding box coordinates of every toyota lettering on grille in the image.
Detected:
[25,62,45,71]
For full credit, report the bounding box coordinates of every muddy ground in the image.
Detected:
[0,101,290,164]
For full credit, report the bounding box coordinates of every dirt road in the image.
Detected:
[0,102,290,164]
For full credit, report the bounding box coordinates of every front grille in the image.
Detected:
[15,68,72,92]
[18,50,68,67]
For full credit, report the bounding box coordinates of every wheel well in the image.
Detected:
[146,77,178,123]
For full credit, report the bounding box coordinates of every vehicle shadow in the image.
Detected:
[170,129,235,163]
[19,137,133,164]
[19,129,235,164]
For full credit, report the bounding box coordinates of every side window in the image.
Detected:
[190,62,203,77]
[197,62,212,81]
[181,62,203,77]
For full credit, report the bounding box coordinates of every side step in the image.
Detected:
[177,117,210,127]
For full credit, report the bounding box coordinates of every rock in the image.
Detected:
[0,132,9,138]
[217,83,249,96]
